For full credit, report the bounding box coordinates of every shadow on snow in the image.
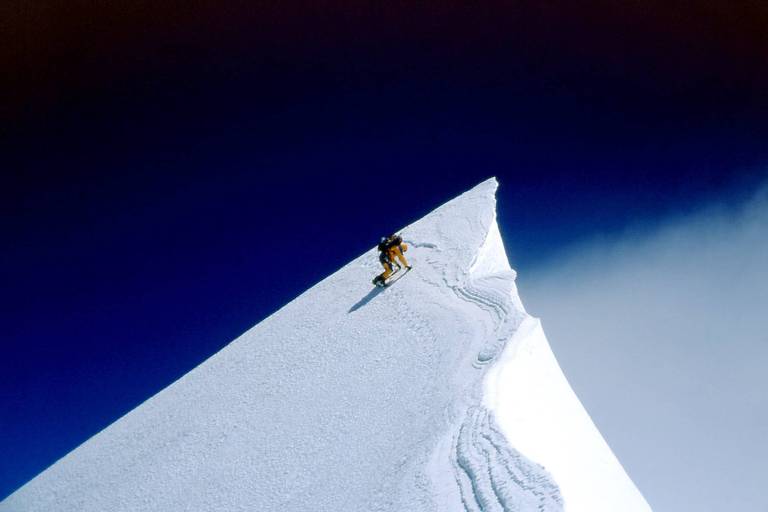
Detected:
[348,286,386,313]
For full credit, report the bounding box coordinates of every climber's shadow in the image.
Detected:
[348,286,385,313]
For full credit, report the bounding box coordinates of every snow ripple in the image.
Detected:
[452,407,563,512]
[453,272,526,368]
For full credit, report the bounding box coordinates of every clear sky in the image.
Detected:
[2,1,767,506]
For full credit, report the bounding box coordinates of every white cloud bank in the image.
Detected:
[519,183,768,512]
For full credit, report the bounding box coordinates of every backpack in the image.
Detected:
[388,235,403,248]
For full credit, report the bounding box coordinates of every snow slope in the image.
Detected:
[1,178,650,511]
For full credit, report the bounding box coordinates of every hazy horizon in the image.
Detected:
[521,177,768,511]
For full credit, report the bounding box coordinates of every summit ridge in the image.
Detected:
[2,177,650,512]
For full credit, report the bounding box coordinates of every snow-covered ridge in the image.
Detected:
[2,178,650,511]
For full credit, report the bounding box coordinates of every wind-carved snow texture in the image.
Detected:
[410,192,560,511]
[453,407,562,512]
[454,273,526,368]
[2,178,650,512]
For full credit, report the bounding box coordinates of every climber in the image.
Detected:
[385,234,410,271]
[372,234,411,287]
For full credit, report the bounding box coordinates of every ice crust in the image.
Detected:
[2,178,651,511]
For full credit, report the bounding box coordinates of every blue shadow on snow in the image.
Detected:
[348,286,386,313]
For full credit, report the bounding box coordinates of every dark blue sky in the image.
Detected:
[2,1,767,499]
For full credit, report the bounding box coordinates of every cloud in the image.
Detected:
[518,183,768,512]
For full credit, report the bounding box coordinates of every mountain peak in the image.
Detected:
[2,179,649,512]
